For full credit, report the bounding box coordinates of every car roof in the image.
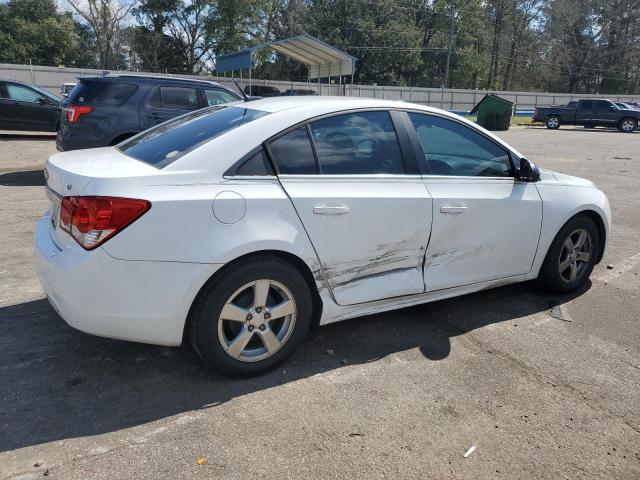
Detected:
[243,95,434,114]
[0,78,34,87]
[76,74,227,88]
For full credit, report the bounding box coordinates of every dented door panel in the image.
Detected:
[422,177,542,291]
[279,175,432,305]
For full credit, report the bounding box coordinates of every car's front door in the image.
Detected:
[140,85,199,130]
[405,112,543,291]
[591,100,619,126]
[269,111,433,306]
[0,82,13,129]
[3,83,58,131]
[201,88,239,107]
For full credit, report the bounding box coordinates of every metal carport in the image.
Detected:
[215,33,356,93]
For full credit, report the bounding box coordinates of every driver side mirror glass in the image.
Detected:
[517,158,540,182]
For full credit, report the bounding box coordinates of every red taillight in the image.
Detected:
[59,196,151,250]
[66,105,93,124]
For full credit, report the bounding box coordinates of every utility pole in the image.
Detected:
[444,3,455,89]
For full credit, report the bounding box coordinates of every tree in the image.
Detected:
[129,0,181,71]
[66,0,132,69]
[0,0,83,65]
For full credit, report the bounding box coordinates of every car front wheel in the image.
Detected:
[189,257,313,377]
[618,118,637,133]
[537,215,600,293]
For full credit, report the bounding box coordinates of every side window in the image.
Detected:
[309,111,405,174]
[594,100,612,113]
[268,127,317,174]
[234,149,274,176]
[148,86,198,110]
[408,113,512,177]
[580,100,594,111]
[7,84,42,103]
[204,89,238,106]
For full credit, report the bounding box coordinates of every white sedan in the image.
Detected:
[36,97,611,377]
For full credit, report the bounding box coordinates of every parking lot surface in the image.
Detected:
[1,126,639,479]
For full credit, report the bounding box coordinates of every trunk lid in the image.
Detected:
[44,147,160,248]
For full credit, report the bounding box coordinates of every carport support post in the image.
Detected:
[248,51,252,91]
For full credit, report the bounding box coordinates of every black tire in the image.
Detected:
[618,117,637,133]
[189,257,313,377]
[545,116,561,129]
[537,215,600,293]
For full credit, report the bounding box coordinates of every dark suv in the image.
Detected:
[57,74,241,151]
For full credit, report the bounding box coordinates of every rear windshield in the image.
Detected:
[67,80,137,105]
[118,106,269,168]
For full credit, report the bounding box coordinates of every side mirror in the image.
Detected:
[517,158,540,182]
[38,96,50,105]
[609,105,616,111]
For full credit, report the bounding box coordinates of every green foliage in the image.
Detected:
[1,0,639,94]
[0,0,85,65]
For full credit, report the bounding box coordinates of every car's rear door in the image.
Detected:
[405,111,542,291]
[576,100,594,123]
[140,84,199,130]
[269,110,433,306]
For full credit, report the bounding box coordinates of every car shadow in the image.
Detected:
[0,169,45,186]
[0,281,589,452]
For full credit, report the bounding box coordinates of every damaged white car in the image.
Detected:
[36,97,611,377]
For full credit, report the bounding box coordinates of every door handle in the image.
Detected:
[313,205,350,215]
[440,205,468,214]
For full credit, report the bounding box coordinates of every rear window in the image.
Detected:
[67,81,137,105]
[119,106,269,168]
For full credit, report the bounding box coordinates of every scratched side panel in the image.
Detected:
[278,175,433,306]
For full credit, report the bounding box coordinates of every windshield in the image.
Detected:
[118,106,269,168]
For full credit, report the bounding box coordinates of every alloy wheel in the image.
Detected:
[621,120,635,132]
[558,228,592,283]
[217,279,297,362]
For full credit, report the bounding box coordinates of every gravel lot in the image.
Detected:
[1,126,639,479]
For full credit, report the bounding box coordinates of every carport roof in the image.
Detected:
[215,34,356,80]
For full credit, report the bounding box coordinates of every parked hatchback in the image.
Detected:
[56,74,241,151]
[37,97,610,377]
[0,79,61,132]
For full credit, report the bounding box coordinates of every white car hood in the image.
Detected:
[538,168,595,188]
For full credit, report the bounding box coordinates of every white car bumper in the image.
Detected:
[35,216,220,346]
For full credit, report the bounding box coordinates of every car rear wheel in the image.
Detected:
[537,215,600,293]
[618,118,636,133]
[545,116,560,129]
[189,257,312,377]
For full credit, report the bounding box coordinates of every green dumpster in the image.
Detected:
[470,93,514,131]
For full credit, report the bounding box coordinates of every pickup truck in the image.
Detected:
[533,98,640,132]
